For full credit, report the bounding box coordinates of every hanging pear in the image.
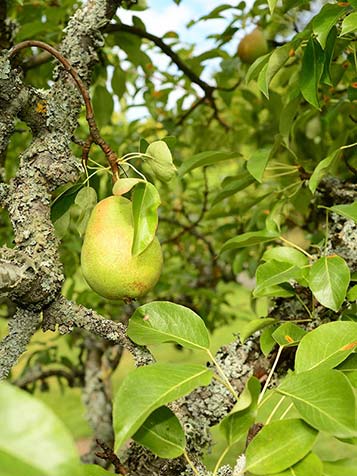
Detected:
[237,27,268,64]
[81,196,162,300]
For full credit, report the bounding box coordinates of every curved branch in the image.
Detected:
[105,23,215,97]
[9,40,119,179]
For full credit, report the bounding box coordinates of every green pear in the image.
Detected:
[81,195,162,300]
[237,28,268,64]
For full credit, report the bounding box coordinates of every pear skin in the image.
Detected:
[237,28,268,64]
[81,196,162,300]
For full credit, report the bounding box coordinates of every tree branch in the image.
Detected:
[9,40,120,179]
[0,308,40,380]
[42,295,153,366]
[0,0,124,377]
[105,22,215,97]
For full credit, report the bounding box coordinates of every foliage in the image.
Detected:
[1,0,357,475]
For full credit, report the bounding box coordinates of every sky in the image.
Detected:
[119,0,253,56]
[115,0,252,118]
[113,1,325,119]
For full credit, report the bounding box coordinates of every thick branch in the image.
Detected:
[42,295,153,366]
[0,0,123,377]
[0,308,40,380]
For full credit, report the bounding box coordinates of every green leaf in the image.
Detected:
[75,187,97,209]
[329,202,357,222]
[219,377,260,446]
[321,27,337,86]
[247,148,271,182]
[146,140,177,182]
[220,230,279,253]
[279,94,301,144]
[133,406,185,458]
[219,407,255,446]
[308,255,350,311]
[309,149,340,193]
[131,182,160,256]
[295,321,357,373]
[92,85,114,128]
[212,170,255,204]
[0,383,81,476]
[0,449,48,476]
[278,369,357,438]
[51,183,82,223]
[112,178,145,196]
[300,37,325,109]
[254,260,301,297]
[178,151,240,176]
[340,12,357,36]
[127,301,210,350]
[260,325,278,356]
[82,465,113,476]
[323,458,357,476]
[269,452,323,476]
[347,285,357,301]
[53,209,71,239]
[262,246,309,267]
[246,54,270,84]
[272,323,307,347]
[312,4,345,49]
[239,318,277,343]
[111,65,126,98]
[245,418,317,474]
[268,0,277,14]
[74,187,98,237]
[113,363,213,451]
[234,376,261,412]
[258,44,293,98]
[337,353,357,372]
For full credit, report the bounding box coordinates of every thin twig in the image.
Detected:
[95,439,128,474]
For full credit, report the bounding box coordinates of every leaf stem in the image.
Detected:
[183,450,200,476]
[207,349,239,401]
[265,394,286,425]
[295,294,313,320]
[125,162,148,181]
[279,236,314,260]
[279,401,294,420]
[213,445,230,476]
[258,346,283,406]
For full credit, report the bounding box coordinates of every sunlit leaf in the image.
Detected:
[295,321,357,373]
[340,12,357,36]
[113,363,213,451]
[308,255,350,311]
[245,419,317,474]
[0,383,81,476]
[278,369,357,438]
[133,406,185,458]
[312,3,345,49]
[127,301,210,350]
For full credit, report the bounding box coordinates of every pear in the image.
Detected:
[237,28,268,64]
[81,195,162,300]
